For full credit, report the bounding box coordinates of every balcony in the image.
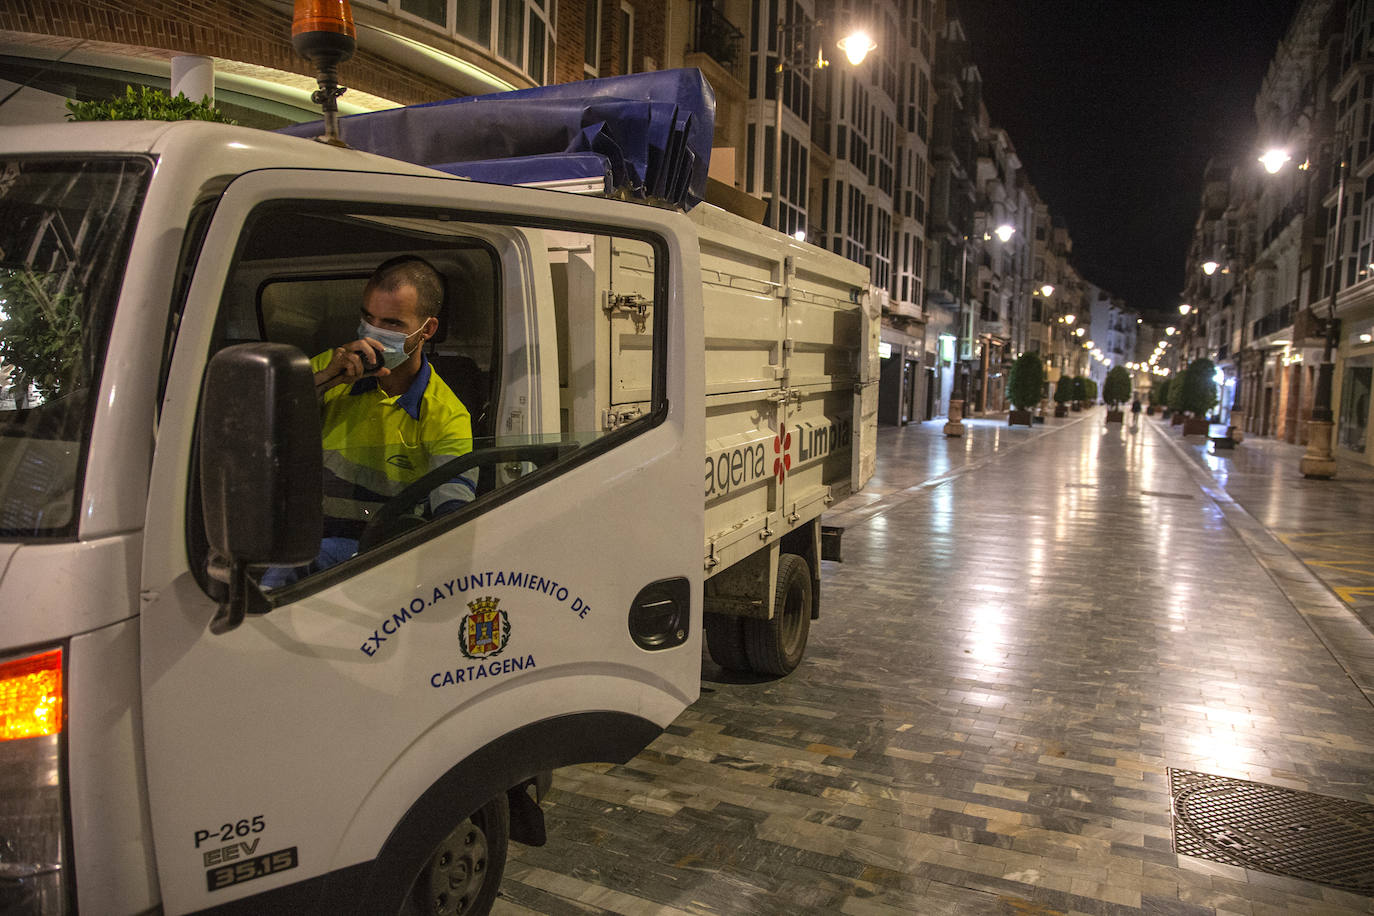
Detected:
[1251,300,1296,341]
[687,3,745,84]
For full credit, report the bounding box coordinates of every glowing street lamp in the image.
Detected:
[994,224,1015,243]
[1064,313,1075,324]
[1201,260,1220,276]
[1075,327,1085,337]
[1258,148,1291,174]
[1040,283,1055,297]
[1165,326,1176,336]
[1179,303,1192,315]
[836,30,877,66]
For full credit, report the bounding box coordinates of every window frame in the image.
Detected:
[184,195,672,606]
[357,0,553,84]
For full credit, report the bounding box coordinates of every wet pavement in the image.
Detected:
[495,409,1374,915]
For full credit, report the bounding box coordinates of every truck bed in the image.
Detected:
[689,205,877,577]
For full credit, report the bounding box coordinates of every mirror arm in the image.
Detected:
[207,551,272,635]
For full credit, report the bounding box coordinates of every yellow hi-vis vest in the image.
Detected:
[311,351,475,539]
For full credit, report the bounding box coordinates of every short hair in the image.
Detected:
[365,255,443,321]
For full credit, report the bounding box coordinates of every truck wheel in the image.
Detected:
[704,609,750,670]
[743,553,811,675]
[405,796,509,916]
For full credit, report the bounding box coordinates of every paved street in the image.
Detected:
[496,409,1374,915]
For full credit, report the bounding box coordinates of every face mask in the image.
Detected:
[358,319,425,369]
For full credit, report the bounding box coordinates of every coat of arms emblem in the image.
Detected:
[460,596,511,659]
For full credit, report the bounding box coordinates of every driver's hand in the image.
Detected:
[315,337,390,393]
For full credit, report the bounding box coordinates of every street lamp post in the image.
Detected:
[770,20,873,232]
[1260,135,1344,478]
[1225,275,1248,445]
[1299,143,1345,478]
[944,236,972,437]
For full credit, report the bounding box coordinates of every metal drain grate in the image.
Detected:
[1170,769,1374,895]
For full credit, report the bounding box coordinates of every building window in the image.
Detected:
[368,0,550,84]
[1340,356,1372,452]
[619,2,635,74]
[584,0,602,76]
[402,0,449,28]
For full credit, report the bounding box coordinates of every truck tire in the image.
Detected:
[704,609,751,671]
[743,553,811,675]
[405,795,509,916]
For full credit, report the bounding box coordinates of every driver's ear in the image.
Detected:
[422,316,438,341]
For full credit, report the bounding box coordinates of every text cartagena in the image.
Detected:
[431,654,536,688]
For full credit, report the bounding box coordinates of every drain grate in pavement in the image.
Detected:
[1169,769,1374,895]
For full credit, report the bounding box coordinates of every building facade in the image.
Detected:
[3,0,1118,429]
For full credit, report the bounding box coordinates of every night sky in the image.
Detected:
[956,1,1300,320]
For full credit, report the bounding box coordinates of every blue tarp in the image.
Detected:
[433,152,612,193]
[279,69,715,211]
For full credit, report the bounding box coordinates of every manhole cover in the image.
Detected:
[1170,769,1374,894]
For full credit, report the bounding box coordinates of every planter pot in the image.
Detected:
[1071,403,1082,412]
[1170,412,1185,426]
[1054,404,1068,418]
[1008,408,1034,428]
[1105,410,1124,424]
[1146,405,1156,415]
[1182,417,1210,436]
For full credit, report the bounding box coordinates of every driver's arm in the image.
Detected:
[426,408,477,516]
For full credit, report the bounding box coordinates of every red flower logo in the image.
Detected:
[773,423,793,482]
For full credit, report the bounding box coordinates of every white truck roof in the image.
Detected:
[0,120,459,186]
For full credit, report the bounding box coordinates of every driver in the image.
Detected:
[265,256,475,586]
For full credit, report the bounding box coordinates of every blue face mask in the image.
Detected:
[358,319,424,369]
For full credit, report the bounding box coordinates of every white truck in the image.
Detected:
[0,83,875,915]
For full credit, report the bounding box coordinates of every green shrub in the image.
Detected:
[1103,365,1131,407]
[1179,358,1219,417]
[1082,377,1098,403]
[1007,352,1046,410]
[65,85,235,123]
[1054,374,1075,404]
[0,269,86,403]
[1166,373,1185,413]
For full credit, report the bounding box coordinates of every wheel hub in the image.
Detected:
[419,819,488,915]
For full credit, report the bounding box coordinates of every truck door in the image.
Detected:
[138,169,703,913]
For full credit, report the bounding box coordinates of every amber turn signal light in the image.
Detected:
[0,648,63,741]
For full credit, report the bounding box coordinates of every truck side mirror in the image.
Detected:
[199,343,322,633]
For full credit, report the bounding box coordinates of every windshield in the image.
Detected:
[0,157,151,538]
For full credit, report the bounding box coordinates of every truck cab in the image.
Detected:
[0,120,704,914]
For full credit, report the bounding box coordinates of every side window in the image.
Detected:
[195,201,664,594]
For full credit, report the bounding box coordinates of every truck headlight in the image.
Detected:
[0,647,68,914]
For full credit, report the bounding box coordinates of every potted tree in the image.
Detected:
[1071,376,1085,411]
[1103,366,1130,423]
[1082,377,1098,408]
[1007,351,1044,427]
[1147,381,1164,415]
[1167,374,1186,425]
[1179,358,1218,436]
[1053,374,1073,417]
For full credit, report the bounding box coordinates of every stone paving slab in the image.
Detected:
[1161,419,1374,639]
[495,410,1374,915]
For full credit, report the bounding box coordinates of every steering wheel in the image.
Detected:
[356,442,579,552]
